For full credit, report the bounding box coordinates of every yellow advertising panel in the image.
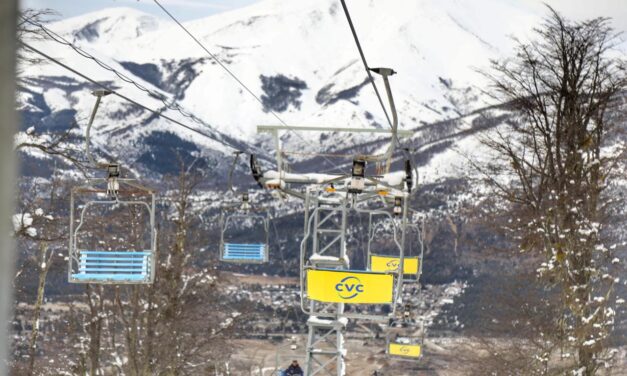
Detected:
[306,269,394,304]
[388,343,422,358]
[370,255,419,275]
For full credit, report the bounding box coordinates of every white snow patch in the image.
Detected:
[42,88,71,112]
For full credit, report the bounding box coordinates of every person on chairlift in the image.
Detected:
[283,360,304,376]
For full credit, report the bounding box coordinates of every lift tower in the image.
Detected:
[251,67,417,375]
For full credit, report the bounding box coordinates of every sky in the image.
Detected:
[524,0,627,32]
[19,0,627,32]
[20,0,261,21]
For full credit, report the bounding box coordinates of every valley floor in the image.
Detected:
[229,337,627,376]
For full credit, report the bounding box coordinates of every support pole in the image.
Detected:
[84,89,112,168]
[377,70,398,173]
[0,1,17,375]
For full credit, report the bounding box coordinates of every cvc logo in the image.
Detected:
[335,276,364,300]
[386,260,399,270]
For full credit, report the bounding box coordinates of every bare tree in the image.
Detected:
[85,285,105,376]
[16,8,56,73]
[475,7,626,375]
[12,175,69,375]
[104,159,246,375]
[149,160,248,374]
[14,120,90,173]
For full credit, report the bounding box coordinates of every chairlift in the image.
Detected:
[219,193,269,263]
[273,337,306,376]
[368,220,423,284]
[220,151,270,263]
[401,223,424,284]
[385,318,425,361]
[68,90,157,284]
[69,173,157,284]
[299,191,406,321]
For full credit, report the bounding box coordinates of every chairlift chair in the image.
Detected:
[368,220,423,284]
[401,223,424,284]
[219,193,269,263]
[68,169,157,284]
[68,90,157,284]
[385,319,425,361]
[273,338,306,376]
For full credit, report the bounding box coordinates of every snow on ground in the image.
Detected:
[42,88,71,112]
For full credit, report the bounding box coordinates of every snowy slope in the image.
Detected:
[18,0,546,181]
[55,7,173,45]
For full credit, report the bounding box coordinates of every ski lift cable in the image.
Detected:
[23,18,215,139]
[20,17,272,163]
[338,0,392,129]
[152,0,347,174]
[339,0,420,188]
[21,42,268,159]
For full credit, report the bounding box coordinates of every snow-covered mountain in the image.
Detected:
[15,0,627,350]
[18,0,546,182]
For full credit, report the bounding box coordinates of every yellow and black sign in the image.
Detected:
[388,343,422,358]
[306,269,394,304]
[370,255,420,275]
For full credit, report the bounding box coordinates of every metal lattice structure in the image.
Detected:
[250,52,424,374]
[304,316,347,376]
[295,189,411,375]
[301,193,348,375]
[251,125,417,375]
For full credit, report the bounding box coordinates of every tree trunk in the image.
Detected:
[86,284,104,376]
[27,243,52,375]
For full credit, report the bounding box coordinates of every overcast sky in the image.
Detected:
[524,0,627,32]
[20,0,627,32]
[20,0,260,21]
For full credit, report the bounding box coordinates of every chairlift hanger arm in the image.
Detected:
[227,151,244,194]
[85,90,112,168]
[373,68,400,172]
[339,0,405,175]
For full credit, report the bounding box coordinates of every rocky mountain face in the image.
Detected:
[17,0,546,181]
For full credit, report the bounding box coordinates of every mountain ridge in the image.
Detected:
[18,0,552,184]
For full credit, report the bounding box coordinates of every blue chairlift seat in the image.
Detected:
[71,250,151,283]
[222,243,266,262]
